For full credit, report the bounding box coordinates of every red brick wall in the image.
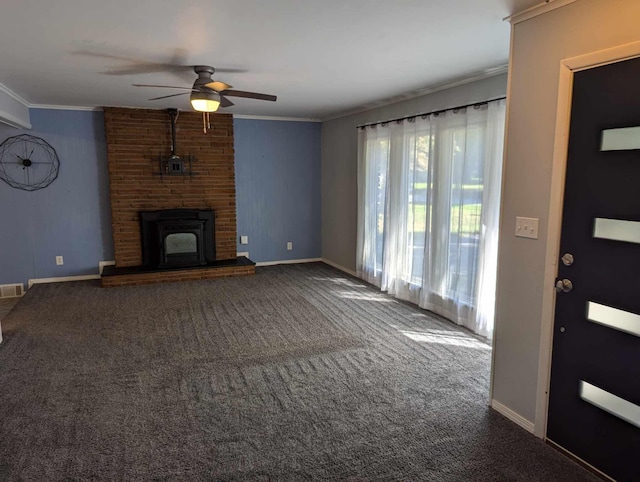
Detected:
[104,107,237,267]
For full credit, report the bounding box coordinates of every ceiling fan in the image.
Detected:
[133,65,277,113]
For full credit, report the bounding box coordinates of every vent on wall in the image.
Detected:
[0,283,24,299]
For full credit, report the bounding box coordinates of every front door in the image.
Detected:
[547,57,640,480]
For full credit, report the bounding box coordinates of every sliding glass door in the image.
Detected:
[357,100,505,336]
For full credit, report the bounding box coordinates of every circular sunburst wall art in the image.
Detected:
[0,134,60,191]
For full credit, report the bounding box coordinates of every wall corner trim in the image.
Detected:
[320,258,357,277]
[491,399,536,435]
[505,0,576,25]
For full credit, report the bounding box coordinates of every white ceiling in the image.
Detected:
[0,0,540,119]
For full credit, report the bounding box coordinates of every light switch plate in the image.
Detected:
[515,217,539,239]
[240,236,248,245]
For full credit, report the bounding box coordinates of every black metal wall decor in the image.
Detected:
[0,134,60,191]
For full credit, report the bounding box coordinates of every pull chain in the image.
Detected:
[202,112,213,134]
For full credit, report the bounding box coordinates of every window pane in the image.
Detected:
[166,233,197,254]
[446,126,483,305]
[371,138,388,275]
[408,132,431,285]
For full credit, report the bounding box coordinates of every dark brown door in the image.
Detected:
[547,57,640,480]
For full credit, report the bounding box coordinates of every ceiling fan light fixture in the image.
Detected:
[190,90,221,112]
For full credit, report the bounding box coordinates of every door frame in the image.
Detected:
[536,40,640,442]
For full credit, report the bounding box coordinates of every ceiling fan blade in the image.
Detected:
[214,68,248,74]
[75,49,248,76]
[108,66,246,76]
[106,66,184,76]
[222,90,277,102]
[76,48,193,73]
[148,92,190,101]
[205,81,232,92]
[219,95,234,108]
[133,84,194,90]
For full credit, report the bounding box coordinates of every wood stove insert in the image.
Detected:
[140,209,215,269]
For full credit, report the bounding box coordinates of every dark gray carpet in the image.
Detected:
[0,298,18,320]
[0,263,595,481]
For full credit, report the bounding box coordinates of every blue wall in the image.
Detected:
[0,109,113,286]
[234,119,321,262]
[0,111,321,286]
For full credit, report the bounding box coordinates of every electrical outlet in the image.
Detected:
[56,256,64,265]
[515,217,539,239]
[240,235,249,245]
[287,242,293,251]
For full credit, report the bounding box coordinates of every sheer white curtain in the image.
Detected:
[356,124,389,285]
[356,99,505,337]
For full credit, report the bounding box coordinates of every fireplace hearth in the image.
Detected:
[140,209,215,268]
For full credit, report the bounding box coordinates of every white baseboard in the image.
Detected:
[99,260,116,275]
[256,258,322,267]
[491,399,536,434]
[26,260,114,288]
[28,274,101,289]
[320,258,357,277]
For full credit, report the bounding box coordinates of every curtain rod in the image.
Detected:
[356,96,507,129]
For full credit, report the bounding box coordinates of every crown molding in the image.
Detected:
[321,65,508,122]
[0,82,30,107]
[504,0,576,25]
[0,82,31,128]
[0,109,32,129]
[233,114,321,123]
[29,104,102,112]
[29,105,318,121]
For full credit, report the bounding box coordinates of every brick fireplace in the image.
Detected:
[101,107,254,287]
